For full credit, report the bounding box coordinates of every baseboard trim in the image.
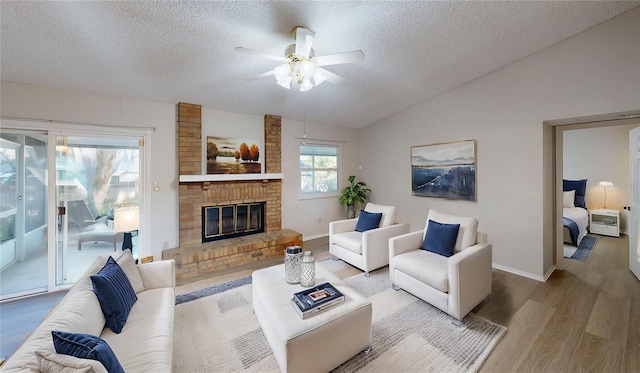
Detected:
[303,233,328,241]
[492,263,545,282]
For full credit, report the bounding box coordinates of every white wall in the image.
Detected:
[359,8,640,280]
[281,117,361,239]
[564,124,638,233]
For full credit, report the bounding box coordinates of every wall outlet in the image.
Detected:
[163,241,169,249]
[318,217,322,224]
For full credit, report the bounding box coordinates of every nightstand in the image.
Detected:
[589,209,620,237]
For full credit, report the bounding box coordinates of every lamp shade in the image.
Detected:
[114,206,139,233]
[299,78,313,92]
[299,60,315,79]
[599,181,614,187]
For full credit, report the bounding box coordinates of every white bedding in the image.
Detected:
[563,207,589,246]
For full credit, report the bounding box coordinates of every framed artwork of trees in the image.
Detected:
[206,136,261,174]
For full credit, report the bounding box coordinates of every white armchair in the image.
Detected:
[330,203,410,276]
[389,210,492,321]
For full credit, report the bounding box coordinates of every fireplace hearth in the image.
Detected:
[202,202,265,242]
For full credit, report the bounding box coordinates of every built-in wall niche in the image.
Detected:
[202,202,265,242]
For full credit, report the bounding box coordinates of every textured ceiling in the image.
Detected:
[1,1,638,129]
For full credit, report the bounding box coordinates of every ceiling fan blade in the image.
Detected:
[315,50,365,66]
[235,47,283,62]
[245,70,275,81]
[294,27,315,57]
[317,67,345,84]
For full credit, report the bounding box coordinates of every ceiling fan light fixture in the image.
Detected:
[300,78,313,92]
[313,69,327,86]
[276,75,292,89]
[299,60,315,79]
[236,26,364,92]
[274,63,290,80]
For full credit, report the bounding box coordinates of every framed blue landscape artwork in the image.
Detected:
[411,140,476,201]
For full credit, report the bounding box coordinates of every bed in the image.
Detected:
[563,179,589,246]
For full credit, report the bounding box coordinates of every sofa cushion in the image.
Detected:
[35,350,108,373]
[100,288,175,373]
[422,220,459,257]
[51,331,124,373]
[394,249,449,293]
[363,202,397,227]
[115,250,144,294]
[424,210,478,252]
[355,210,383,232]
[91,256,137,333]
[332,231,363,254]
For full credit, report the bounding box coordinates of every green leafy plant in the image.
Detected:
[338,175,371,218]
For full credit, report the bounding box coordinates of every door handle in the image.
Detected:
[17,195,23,201]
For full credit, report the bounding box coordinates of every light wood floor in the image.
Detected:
[176,234,640,372]
[477,234,639,372]
[2,235,638,372]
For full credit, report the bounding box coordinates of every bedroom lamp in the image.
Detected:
[598,181,614,209]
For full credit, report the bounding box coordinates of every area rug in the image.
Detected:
[563,234,598,262]
[173,263,507,372]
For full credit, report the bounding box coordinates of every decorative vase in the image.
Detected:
[285,246,303,284]
[347,204,356,219]
[300,251,316,287]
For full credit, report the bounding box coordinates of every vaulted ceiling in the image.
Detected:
[1,1,638,128]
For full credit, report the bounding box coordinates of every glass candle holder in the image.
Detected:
[300,251,316,287]
[285,246,303,284]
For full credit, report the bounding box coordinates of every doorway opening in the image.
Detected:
[547,111,640,275]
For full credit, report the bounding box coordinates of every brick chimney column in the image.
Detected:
[264,114,282,231]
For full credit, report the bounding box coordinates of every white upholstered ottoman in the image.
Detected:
[252,263,372,373]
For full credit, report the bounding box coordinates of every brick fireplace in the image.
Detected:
[162,103,302,281]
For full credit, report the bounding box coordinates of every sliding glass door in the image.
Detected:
[55,135,141,285]
[0,121,146,300]
[0,131,48,299]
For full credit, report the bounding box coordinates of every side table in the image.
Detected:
[590,209,620,237]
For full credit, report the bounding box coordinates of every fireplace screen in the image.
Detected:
[202,202,264,242]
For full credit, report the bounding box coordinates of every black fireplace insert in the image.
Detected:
[202,202,265,242]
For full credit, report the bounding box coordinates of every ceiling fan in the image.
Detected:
[235,26,365,92]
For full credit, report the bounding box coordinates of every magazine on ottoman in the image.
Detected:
[291,282,345,319]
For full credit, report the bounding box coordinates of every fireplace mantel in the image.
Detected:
[179,173,283,182]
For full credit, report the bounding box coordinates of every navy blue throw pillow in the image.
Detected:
[563,179,587,209]
[52,331,125,373]
[91,256,137,334]
[421,219,460,257]
[355,210,383,232]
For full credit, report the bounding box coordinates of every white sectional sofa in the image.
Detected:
[0,252,175,373]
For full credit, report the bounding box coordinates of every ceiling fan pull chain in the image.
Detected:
[302,91,307,143]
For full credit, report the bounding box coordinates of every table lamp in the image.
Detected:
[114,206,139,252]
[598,181,613,209]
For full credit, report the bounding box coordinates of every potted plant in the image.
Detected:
[339,175,371,219]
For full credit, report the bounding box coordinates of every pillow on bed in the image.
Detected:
[563,190,575,208]
[563,179,587,209]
